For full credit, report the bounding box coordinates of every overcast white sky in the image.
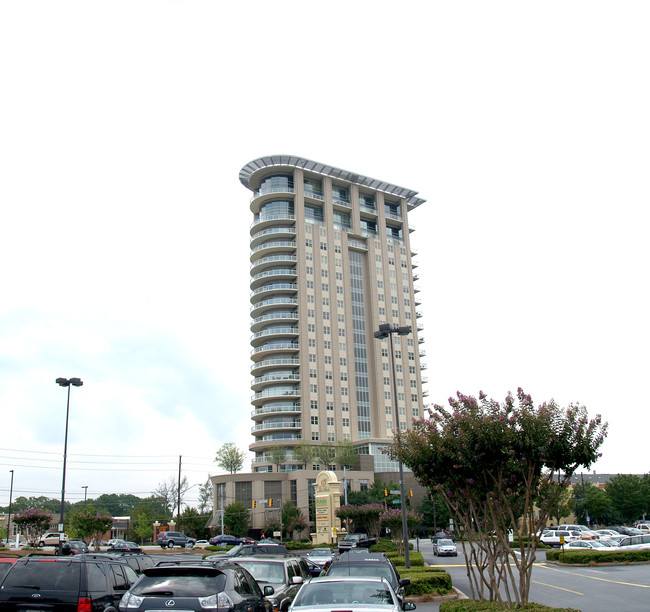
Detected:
[1,1,648,509]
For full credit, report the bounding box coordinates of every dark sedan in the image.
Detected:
[118,565,271,612]
[209,534,244,547]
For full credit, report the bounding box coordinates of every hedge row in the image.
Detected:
[545,548,650,564]
[400,568,453,596]
[440,601,579,611]
[385,551,425,566]
[370,539,414,553]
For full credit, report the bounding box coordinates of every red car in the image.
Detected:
[0,557,19,581]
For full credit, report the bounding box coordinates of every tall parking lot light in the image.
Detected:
[373,323,412,568]
[56,377,83,555]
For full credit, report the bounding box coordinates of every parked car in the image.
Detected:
[338,532,376,553]
[108,539,127,547]
[209,534,244,547]
[325,552,409,607]
[605,525,644,536]
[616,534,650,551]
[206,543,289,558]
[289,576,416,612]
[195,540,209,547]
[432,538,458,557]
[78,551,156,574]
[108,541,143,553]
[156,530,196,549]
[0,554,138,612]
[304,557,325,577]
[61,540,90,555]
[634,523,650,533]
[118,564,271,612]
[563,540,612,551]
[227,555,311,612]
[539,530,582,547]
[306,547,334,569]
[38,532,69,547]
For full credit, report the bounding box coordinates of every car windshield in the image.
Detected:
[2,562,81,590]
[437,540,453,546]
[327,564,395,585]
[132,572,226,597]
[234,561,285,584]
[311,549,331,556]
[295,581,394,607]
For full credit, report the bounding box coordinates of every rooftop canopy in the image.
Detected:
[239,155,425,209]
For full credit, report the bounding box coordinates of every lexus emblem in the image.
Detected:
[31,594,42,599]
[165,601,175,607]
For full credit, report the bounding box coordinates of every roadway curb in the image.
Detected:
[406,587,467,603]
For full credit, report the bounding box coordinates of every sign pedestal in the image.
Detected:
[312,471,342,545]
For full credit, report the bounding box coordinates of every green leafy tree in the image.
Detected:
[155,476,190,518]
[269,446,287,472]
[69,506,113,548]
[13,509,53,546]
[131,505,156,544]
[198,478,214,515]
[418,493,450,534]
[215,443,245,474]
[335,441,359,469]
[223,502,250,536]
[9,496,64,514]
[281,501,307,540]
[180,507,208,539]
[389,388,607,608]
[292,441,313,469]
[336,503,385,538]
[93,494,143,517]
[605,474,645,523]
[315,443,336,469]
[545,482,572,526]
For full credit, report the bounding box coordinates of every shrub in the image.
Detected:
[440,602,579,611]
[283,540,313,550]
[400,568,452,595]
[546,548,650,564]
[389,551,425,567]
[370,538,398,552]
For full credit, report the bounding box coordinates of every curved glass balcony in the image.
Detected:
[250,241,297,260]
[250,283,298,301]
[251,326,298,347]
[251,342,299,357]
[251,357,300,375]
[250,297,299,317]
[252,385,300,405]
[251,312,298,333]
[250,214,296,233]
[250,227,296,248]
[250,268,297,290]
[251,402,301,420]
[252,420,302,433]
[252,372,300,392]
[250,254,297,274]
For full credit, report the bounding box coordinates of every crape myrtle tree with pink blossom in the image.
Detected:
[388,388,607,609]
[379,507,423,555]
[69,506,114,550]
[12,509,52,546]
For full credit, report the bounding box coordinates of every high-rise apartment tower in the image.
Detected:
[240,155,427,474]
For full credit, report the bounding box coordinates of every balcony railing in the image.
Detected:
[254,373,300,386]
[252,342,299,355]
[251,214,296,229]
[251,403,301,417]
[304,189,324,201]
[252,186,295,199]
[251,297,298,312]
[251,241,297,255]
[251,283,298,297]
[252,421,302,432]
[251,358,301,372]
[252,327,298,340]
[251,269,297,283]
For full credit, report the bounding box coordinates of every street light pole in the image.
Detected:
[82,486,88,506]
[7,470,14,546]
[56,377,83,555]
[374,323,412,568]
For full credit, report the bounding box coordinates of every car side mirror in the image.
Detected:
[264,586,275,596]
[399,578,410,587]
[292,576,303,584]
[403,602,417,611]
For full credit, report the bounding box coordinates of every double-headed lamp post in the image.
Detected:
[56,377,83,555]
[374,323,412,569]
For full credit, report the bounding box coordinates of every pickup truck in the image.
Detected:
[337,532,376,553]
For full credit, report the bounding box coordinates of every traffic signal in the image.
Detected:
[409,489,413,497]
[384,488,388,497]
[252,499,256,508]
[269,498,273,507]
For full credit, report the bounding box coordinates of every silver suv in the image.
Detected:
[156,530,196,549]
[38,532,69,547]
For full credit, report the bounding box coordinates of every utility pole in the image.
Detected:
[177,456,182,529]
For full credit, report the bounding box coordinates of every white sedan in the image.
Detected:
[564,540,612,550]
[289,576,416,612]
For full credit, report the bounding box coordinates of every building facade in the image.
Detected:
[212,155,427,531]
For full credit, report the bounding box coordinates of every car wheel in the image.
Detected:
[38,541,44,547]
[168,541,174,549]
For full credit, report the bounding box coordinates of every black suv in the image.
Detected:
[77,552,155,574]
[325,552,410,607]
[156,531,196,549]
[119,565,270,612]
[223,556,310,612]
[0,554,139,612]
